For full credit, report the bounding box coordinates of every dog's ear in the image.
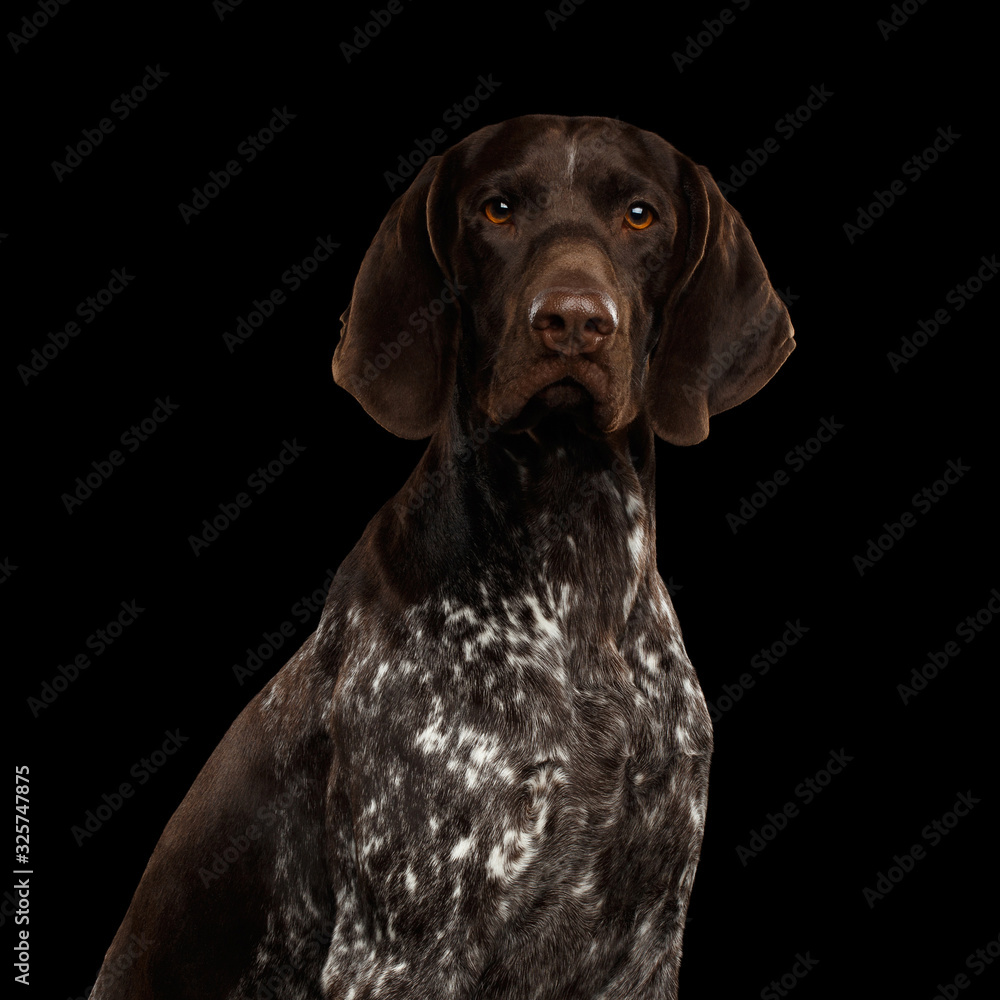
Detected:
[333,157,459,440]
[646,155,795,446]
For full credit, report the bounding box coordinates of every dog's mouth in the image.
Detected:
[494,368,610,434]
[485,347,628,436]
[534,375,592,409]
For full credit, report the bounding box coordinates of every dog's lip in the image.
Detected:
[539,374,587,393]
[534,376,591,407]
[524,359,608,399]
[489,358,613,427]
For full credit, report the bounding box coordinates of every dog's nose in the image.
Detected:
[530,288,618,355]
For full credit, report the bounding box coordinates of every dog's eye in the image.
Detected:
[484,198,513,224]
[624,203,655,230]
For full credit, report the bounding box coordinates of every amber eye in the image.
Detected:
[484,197,513,224]
[624,203,655,230]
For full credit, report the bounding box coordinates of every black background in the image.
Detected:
[6,1,997,997]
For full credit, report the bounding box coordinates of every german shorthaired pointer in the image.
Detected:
[91,114,794,999]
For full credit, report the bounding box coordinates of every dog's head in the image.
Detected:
[333,115,794,445]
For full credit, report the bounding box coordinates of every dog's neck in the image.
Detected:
[375,403,658,640]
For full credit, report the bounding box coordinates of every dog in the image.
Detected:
[90,114,794,999]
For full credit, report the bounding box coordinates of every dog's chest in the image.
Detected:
[323,575,711,995]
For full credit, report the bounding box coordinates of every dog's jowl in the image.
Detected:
[91,115,794,999]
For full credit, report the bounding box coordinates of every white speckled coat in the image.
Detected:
[315,421,712,999]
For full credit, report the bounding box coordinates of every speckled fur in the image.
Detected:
[311,426,712,1000]
[90,422,711,1000]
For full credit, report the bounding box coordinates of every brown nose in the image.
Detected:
[529,288,618,355]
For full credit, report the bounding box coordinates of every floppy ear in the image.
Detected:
[646,155,795,446]
[332,157,460,439]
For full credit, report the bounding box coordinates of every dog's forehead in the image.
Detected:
[450,115,678,194]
